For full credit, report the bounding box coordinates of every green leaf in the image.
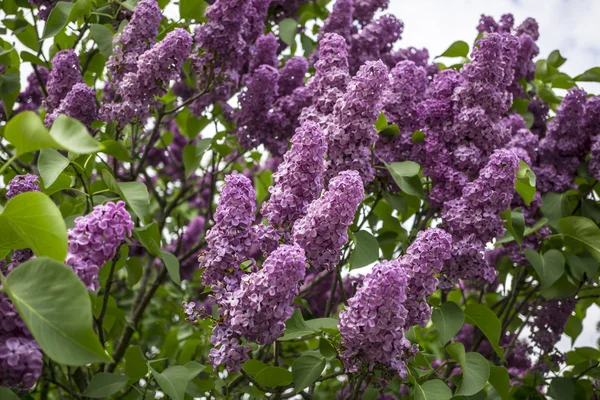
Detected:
[89,24,113,59]
[412,129,425,143]
[446,342,466,366]
[82,373,129,397]
[3,111,57,155]
[565,252,598,281]
[279,309,315,341]
[414,379,452,400]
[437,41,469,58]
[575,67,600,82]
[243,359,268,376]
[179,0,208,21]
[255,366,293,388]
[464,304,504,359]
[454,352,490,397]
[350,230,379,270]
[564,315,583,345]
[548,378,575,399]
[101,140,131,162]
[488,365,510,400]
[50,115,103,154]
[386,162,424,198]
[525,248,565,289]
[558,216,600,261]
[279,18,297,47]
[0,388,20,400]
[20,51,47,66]
[149,365,188,400]
[0,192,68,261]
[102,170,149,220]
[182,138,212,178]
[292,355,326,392]
[160,250,181,285]
[125,345,147,382]
[42,2,75,39]
[548,50,567,68]
[183,361,206,379]
[432,301,464,345]
[133,223,161,256]
[304,318,339,332]
[3,258,111,365]
[375,112,388,130]
[38,148,69,188]
[318,337,337,358]
[516,160,536,206]
[501,209,525,246]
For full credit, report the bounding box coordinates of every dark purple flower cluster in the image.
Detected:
[319,0,354,44]
[584,98,600,182]
[15,68,49,114]
[353,0,389,26]
[0,335,43,389]
[65,201,134,290]
[167,216,205,280]
[199,174,257,287]
[420,33,519,207]
[476,14,540,97]
[326,60,389,184]
[529,298,576,354]
[102,28,192,126]
[45,83,98,127]
[349,15,403,74]
[29,0,57,20]
[302,272,363,318]
[293,170,364,272]
[6,174,41,200]
[106,0,162,85]
[261,121,327,232]
[442,150,519,284]
[535,88,592,193]
[45,50,83,113]
[248,33,279,74]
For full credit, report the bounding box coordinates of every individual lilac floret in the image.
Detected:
[319,0,354,44]
[248,33,279,74]
[353,0,389,25]
[0,336,43,389]
[293,170,364,271]
[222,244,306,344]
[326,60,389,184]
[529,298,576,354]
[399,228,453,327]
[65,201,134,290]
[236,65,279,150]
[16,67,49,114]
[106,0,162,84]
[45,82,97,127]
[199,174,257,287]
[261,121,327,230]
[6,174,41,200]
[349,14,403,74]
[278,56,308,97]
[103,28,192,125]
[339,260,415,378]
[45,50,83,112]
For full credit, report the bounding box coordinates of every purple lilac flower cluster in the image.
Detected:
[441,150,520,284]
[29,0,57,20]
[420,33,519,207]
[167,216,205,280]
[476,14,540,98]
[339,227,451,379]
[302,272,363,318]
[198,174,257,287]
[106,0,162,86]
[65,201,134,290]
[348,15,403,74]
[529,298,576,354]
[261,121,327,232]
[102,29,192,126]
[6,174,41,200]
[45,83,98,127]
[325,60,389,184]
[15,68,49,114]
[293,170,364,272]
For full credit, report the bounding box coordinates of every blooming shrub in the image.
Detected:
[1,1,600,399]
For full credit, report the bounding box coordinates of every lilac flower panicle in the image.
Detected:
[583,97,600,181]
[320,0,355,43]
[326,60,389,183]
[302,273,363,318]
[199,174,257,287]
[106,0,162,83]
[208,325,250,371]
[6,174,41,200]
[0,335,43,389]
[16,68,49,114]
[278,56,308,97]
[248,33,279,74]
[29,0,58,20]
[268,86,313,156]
[65,201,134,290]
[530,298,576,353]
[339,260,416,378]
[261,121,327,231]
[45,82,97,127]
[45,50,83,112]
[353,0,389,25]
[293,170,364,271]
[169,216,205,280]
[243,0,271,44]
[349,14,403,74]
